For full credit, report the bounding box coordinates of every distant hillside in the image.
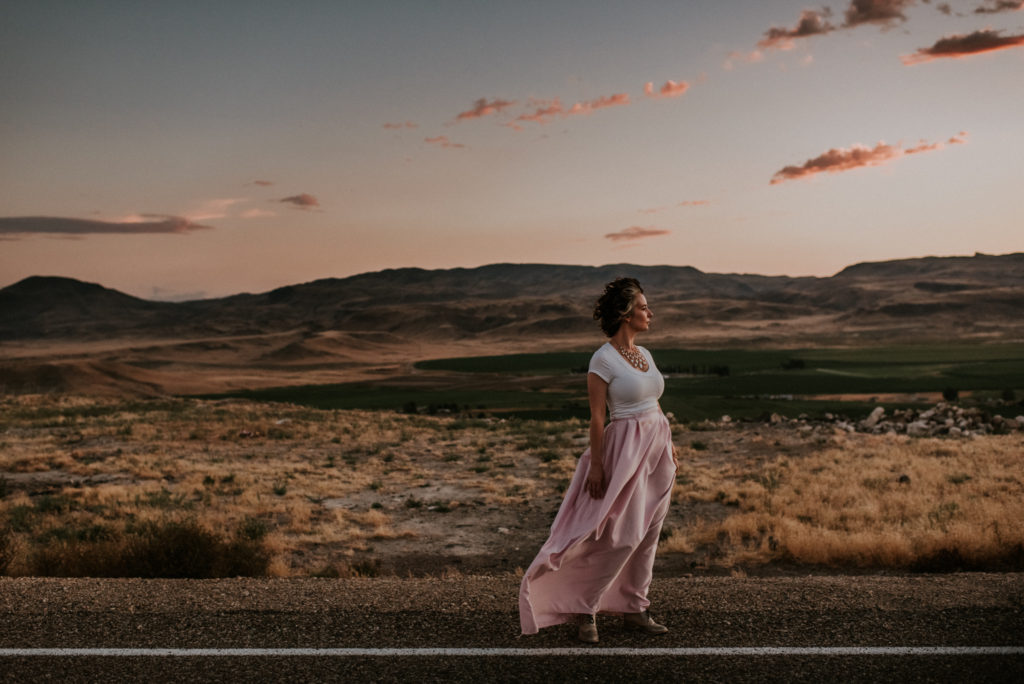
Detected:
[2,253,1023,342]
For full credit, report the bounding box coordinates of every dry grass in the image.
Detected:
[662,431,1024,571]
[2,394,1022,576]
[0,394,581,576]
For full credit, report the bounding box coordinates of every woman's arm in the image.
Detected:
[585,372,609,499]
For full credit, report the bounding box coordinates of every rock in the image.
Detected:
[721,415,732,424]
[907,421,931,437]
[769,413,785,425]
[862,407,885,428]
[948,427,963,438]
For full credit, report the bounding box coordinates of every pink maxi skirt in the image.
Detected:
[519,408,676,634]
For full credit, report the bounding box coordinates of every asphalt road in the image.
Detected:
[1,573,1021,683]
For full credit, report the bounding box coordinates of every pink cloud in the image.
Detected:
[770,135,961,184]
[604,226,671,241]
[724,49,765,70]
[454,97,517,122]
[758,9,836,49]
[279,193,320,209]
[0,215,214,238]
[424,135,466,149]
[249,180,274,187]
[902,29,1024,63]
[566,93,630,116]
[643,79,690,99]
[639,200,710,214]
[515,98,565,125]
[383,121,418,130]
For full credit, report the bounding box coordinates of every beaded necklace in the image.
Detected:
[616,344,648,371]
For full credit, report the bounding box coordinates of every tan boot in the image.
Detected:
[623,610,668,635]
[576,614,599,644]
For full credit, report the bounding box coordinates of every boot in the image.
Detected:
[576,614,599,643]
[623,610,668,635]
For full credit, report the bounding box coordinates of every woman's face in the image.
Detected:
[625,293,653,333]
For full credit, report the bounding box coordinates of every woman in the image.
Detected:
[518,277,677,643]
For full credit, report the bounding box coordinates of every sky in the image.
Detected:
[1,0,1022,300]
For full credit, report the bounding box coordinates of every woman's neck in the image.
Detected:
[610,329,637,349]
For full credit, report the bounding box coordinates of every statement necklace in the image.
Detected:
[616,344,648,371]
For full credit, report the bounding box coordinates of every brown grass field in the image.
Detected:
[1,393,1021,578]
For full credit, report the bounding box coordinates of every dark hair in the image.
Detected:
[593,277,644,337]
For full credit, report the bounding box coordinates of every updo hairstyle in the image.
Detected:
[593,277,644,337]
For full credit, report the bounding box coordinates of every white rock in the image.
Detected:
[862,407,885,428]
[907,421,931,437]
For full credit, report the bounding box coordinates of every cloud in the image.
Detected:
[566,93,630,116]
[902,29,1024,63]
[643,79,690,98]
[248,180,274,187]
[948,130,969,144]
[638,200,710,214]
[842,0,916,27]
[279,193,320,209]
[724,49,765,70]
[187,198,244,221]
[935,2,954,15]
[604,226,671,241]
[514,98,565,125]
[770,135,960,184]
[0,215,214,238]
[454,97,516,122]
[975,0,1023,13]
[240,208,276,219]
[758,9,836,49]
[424,135,466,149]
[383,121,418,130]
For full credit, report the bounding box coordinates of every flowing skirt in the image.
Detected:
[518,409,676,634]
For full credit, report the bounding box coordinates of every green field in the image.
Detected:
[208,343,1024,422]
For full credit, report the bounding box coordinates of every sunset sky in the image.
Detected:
[2,0,1022,300]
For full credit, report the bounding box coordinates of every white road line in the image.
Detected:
[1,647,1022,657]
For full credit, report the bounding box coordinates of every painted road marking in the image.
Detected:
[1,647,1021,657]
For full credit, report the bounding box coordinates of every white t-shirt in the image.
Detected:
[587,342,665,420]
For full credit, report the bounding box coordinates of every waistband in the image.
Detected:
[609,407,664,422]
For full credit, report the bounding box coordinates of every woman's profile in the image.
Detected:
[519,277,677,643]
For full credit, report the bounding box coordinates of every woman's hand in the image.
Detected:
[672,444,679,468]
[585,461,606,499]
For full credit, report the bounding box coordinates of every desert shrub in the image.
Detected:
[942,387,959,402]
[0,525,13,574]
[26,518,270,578]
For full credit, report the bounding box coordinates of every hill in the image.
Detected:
[1,253,1022,396]
[3,253,1022,343]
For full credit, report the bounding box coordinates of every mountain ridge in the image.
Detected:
[1,252,1022,342]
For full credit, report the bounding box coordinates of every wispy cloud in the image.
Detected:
[383,121,418,130]
[187,198,244,222]
[770,135,962,184]
[248,180,274,187]
[643,79,690,98]
[454,97,517,122]
[638,200,710,214]
[514,98,564,126]
[0,215,214,238]
[279,193,320,209]
[758,9,836,49]
[902,29,1024,63]
[842,0,916,28]
[975,0,1023,13]
[424,135,466,149]
[724,49,765,70]
[240,208,276,219]
[566,93,630,116]
[604,226,671,241]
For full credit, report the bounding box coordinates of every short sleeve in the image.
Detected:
[588,345,615,383]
